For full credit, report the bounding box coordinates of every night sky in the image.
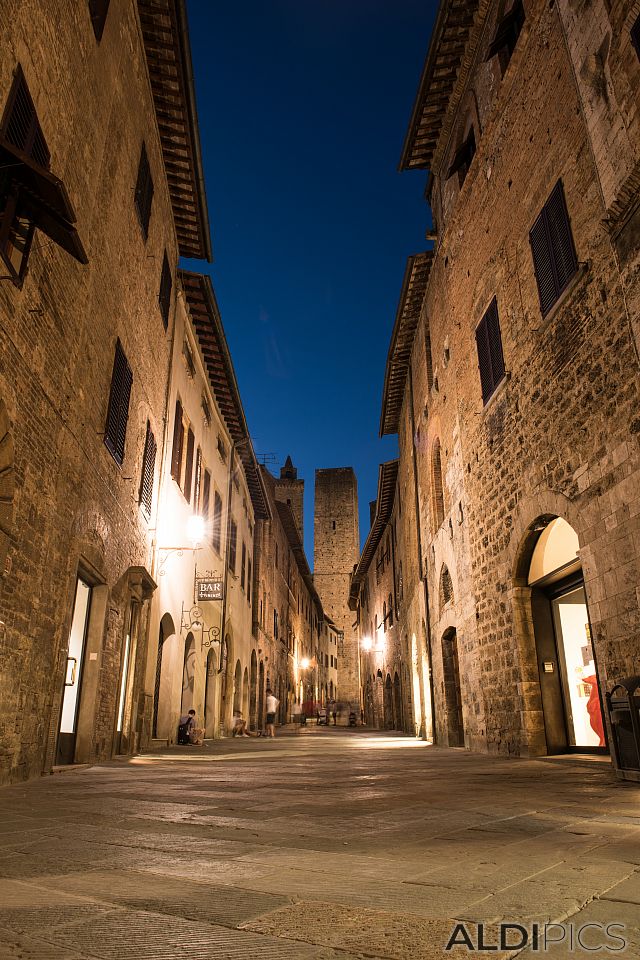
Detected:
[182,0,435,559]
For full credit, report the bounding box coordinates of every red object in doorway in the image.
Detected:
[583,675,605,746]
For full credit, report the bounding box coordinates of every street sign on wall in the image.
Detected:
[196,578,223,602]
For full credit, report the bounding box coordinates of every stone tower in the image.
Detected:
[274,456,304,541]
[314,467,360,708]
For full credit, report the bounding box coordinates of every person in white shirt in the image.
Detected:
[265,688,279,738]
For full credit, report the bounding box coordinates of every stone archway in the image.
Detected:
[180,632,195,714]
[393,671,402,730]
[249,651,258,730]
[232,659,242,713]
[152,613,175,738]
[204,647,217,738]
[258,660,265,730]
[242,666,249,718]
[383,674,394,729]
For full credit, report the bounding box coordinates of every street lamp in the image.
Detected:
[300,657,310,670]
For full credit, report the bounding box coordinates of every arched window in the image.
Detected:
[432,439,445,530]
[440,565,454,612]
[383,601,387,625]
[388,593,393,626]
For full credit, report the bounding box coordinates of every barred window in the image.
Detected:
[139,421,156,516]
[104,340,133,466]
[134,142,153,239]
[159,252,172,329]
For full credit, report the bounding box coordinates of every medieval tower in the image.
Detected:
[314,467,360,708]
[274,455,304,541]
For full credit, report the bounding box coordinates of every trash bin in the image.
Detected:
[606,676,640,782]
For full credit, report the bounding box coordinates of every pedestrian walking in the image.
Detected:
[265,687,279,738]
[329,698,337,725]
[292,699,302,733]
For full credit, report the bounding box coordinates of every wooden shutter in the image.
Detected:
[213,491,222,551]
[486,0,525,62]
[193,447,202,510]
[247,558,252,606]
[104,339,133,465]
[139,421,156,515]
[170,399,183,482]
[134,143,154,239]
[2,67,50,169]
[425,328,434,391]
[184,427,195,502]
[530,180,577,317]
[475,298,505,404]
[229,519,237,572]
[88,0,111,41]
[202,469,211,521]
[158,251,172,329]
[241,542,246,590]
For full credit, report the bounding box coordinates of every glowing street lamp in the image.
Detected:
[300,657,310,670]
[186,513,205,547]
[361,636,373,652]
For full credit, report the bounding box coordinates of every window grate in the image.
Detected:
[104,340,133,466]
[475,297,506,404]
[139,421,156,516]
[170,399,183,483]
[529,180,578,317]
[134,143,153,239]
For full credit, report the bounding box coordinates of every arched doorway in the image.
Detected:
[233,660,242,713]
[258,660,265,730]
[393,672,402,730]
[218,635,229,731]
[249,652,258,730]
[242,666,249,718]
[180,633,196,715]
[383,674,393,729]
[442,627,464,746]
[521,516,605,753]
[204,648,217,737]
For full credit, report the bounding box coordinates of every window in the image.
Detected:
[212,491,222,553]
[104,339,133,465]
[88,0,110,41]
[475,297,506,404]
[183,427,195,502]
[441,565,454,609]
[388,593,393,626]
[529,180,578,317]
[274,609,279,641]
[193,447,202,510]
[158,252,172,329]
[486,0,524,73]
[182,339,195,378]
[275,542,278,568]
[170,399,184,483]
[229,518,237,572]
[202,469,211,524]
[241,541,246,590]
[447,128,476,187]
[432,439,445,529]
[201,396,211,426]
[217,435,227,462]
[134,142,153,239]
[247,558,252,606]
[139,421,156,516]
[633,14,640,60]
[0,67,87,285]
[425,327,434,392]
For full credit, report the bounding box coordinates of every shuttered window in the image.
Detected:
[88,0,110,41]
[212,491,222,552]
[183,427,195,502]
[247,557,252,606]
[193,447,202,511]
[202,468,211,520]
[104,339,133,465]
[447,129,476,186]
[632,14,640,59]
[241,542,246,590]
[134,142,153,240]
[158,252,172,329]
[229,519,237,573]
[529,180,578,317]
[425,328,434,391]
[475,297,506,404]
[170,399,183,483]
[2,67,50,169]
[139,421,156,516]
[486,0,524,72]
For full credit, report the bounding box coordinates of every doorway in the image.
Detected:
[527,517,605,753]
[180,633,196,715]
[204,648,217,737]
[442,627,464,746]
[56,576,92,765]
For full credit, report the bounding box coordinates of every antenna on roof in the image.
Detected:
[258,453,278,466]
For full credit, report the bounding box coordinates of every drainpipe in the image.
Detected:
[407,365,436,742]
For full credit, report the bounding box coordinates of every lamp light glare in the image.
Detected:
[300,657,310,670]
[187,514,205,545]
[361,637,373,651]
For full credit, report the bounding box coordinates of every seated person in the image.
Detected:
[232,709,250,737]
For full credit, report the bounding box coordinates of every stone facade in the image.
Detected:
[377,0,640,761]
[314,467,360,709]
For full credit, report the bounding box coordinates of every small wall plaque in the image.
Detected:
[543,661,555,673]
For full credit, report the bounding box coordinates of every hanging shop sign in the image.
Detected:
[196,578,223,602]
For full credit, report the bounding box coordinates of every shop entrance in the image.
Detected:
[56,576,92,765]
[528,518,605,753]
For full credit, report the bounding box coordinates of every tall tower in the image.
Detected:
[274,456,304,541]
[314,467,360,708]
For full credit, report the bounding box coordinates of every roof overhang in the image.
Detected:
[380,252,433,437]
[274,499,323,610]
[139,0,212,261]
[180,271,270,520]
[399,0,479,172]
[349,460,399,610]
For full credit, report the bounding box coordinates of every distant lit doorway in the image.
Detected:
[56,577,92,765]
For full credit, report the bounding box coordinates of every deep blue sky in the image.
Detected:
[183,0,435,560]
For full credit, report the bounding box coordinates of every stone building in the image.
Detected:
[254,459,325,722]
[314,467,360,710]
[0,0,211,782]
[379,0,640,759]
[349,460,412,732]
[149,271,270,742]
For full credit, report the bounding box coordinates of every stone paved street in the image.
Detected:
[1,730,639,959]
